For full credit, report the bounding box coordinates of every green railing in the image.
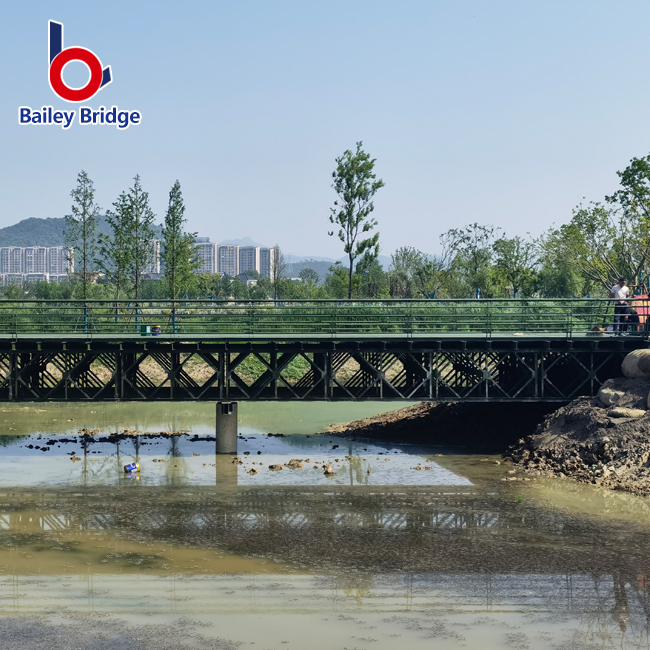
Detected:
[0,298,644,338]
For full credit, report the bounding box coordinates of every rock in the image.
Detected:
[247,468,259,475]
[493,460,501,465]
[285,459,304,469]
[622,349,650,378]
[598,380,624,406]
[323,464,336,475]
[268,464,283,471]
[609,407,646,419]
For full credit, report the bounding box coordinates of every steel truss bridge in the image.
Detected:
[0,298,647,402]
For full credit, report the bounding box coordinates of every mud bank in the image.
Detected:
[327,401,558,448]
[508,376,650,495]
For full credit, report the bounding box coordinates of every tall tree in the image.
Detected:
[64,170,100,300]
[160,180,199,300]
[98,191,132,299]
[329,141,385,298]
[126,175,156,300]
[271,244,286,300]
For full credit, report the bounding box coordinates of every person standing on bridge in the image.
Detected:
[610,278,630,335]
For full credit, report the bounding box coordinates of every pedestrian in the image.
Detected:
[610,277,630,335]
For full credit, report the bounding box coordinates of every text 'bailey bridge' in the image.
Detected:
[0,298,646,405]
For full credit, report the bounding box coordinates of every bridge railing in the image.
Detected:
[0,298,644,337]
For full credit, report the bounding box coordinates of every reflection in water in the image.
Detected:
[2,405,650,648]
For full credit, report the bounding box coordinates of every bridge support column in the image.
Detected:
[216,402,238,454]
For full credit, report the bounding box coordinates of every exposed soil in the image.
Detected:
[327,401,558,448]
[507,377,650,496]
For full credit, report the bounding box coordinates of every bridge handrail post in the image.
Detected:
[172,302,177,334]
[487,300,491,339]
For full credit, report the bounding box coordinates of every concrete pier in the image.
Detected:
[216,402,238,454]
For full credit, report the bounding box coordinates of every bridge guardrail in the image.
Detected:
[0,298,646,338]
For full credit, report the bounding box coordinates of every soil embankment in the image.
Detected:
[327,401,558,449]
[508,376,650,495]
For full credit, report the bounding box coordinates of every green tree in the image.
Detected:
[161,180,199,299]
[271,244,286,300]
[329,141,385,298]
[98,191,132,299]
[545,201,650,292]
[492,235,539,297]
[299,268,319,284]
[126,175,156,299]
[444,223,498,297]
[64,170,100,300]
[390,246,449,298]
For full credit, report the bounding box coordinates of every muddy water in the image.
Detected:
[1,404,650,649]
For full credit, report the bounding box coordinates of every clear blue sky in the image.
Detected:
[2,1,650,258]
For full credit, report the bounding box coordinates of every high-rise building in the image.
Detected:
[24,247,48,274]
[239,246,260,275]
[143,239,161,276]
[259,247,275,279]
[217,244,239,276]
[0,246,73,276]
[194,238,217,274]
[47,247,72,275]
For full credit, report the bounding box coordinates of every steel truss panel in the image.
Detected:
[0,337,644,402]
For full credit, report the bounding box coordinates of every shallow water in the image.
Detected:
[1,402,650,649]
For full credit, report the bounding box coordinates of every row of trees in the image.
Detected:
[6,144,650,301]
[63,171,200,301]
[320,146,650,299]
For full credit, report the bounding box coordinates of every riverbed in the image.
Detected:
[1,402,649,649]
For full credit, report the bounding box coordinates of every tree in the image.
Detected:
[443,223,498,297]
[98,191,132,299]
[161,180,199,300]
[545,201,650,292]
[492,235,539,297]
[271,244,286,300]
[64,170,100,300]
[329,141,385,298]
[126,175,156,300]
[299,268,319,284]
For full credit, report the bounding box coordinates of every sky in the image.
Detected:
[2,1,650,259]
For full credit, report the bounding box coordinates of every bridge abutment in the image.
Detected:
[216,402,238,454]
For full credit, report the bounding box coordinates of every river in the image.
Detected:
[1,402,649,649]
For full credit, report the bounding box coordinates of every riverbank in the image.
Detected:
[327,401,558,448]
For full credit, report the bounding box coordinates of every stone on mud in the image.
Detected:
[622,349,650,378]
[609,407,646,418]
[597,379,624,406]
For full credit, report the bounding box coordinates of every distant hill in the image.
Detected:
[0,217,67,246]
[0,216,161,247]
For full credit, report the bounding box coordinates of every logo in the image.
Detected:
[48,20,112,103]
[18,21,141,130]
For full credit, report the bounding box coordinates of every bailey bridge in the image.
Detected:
[0,298,645,405]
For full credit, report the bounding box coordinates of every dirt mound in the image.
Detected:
[508,377,650,495]
[327,401,557,448]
